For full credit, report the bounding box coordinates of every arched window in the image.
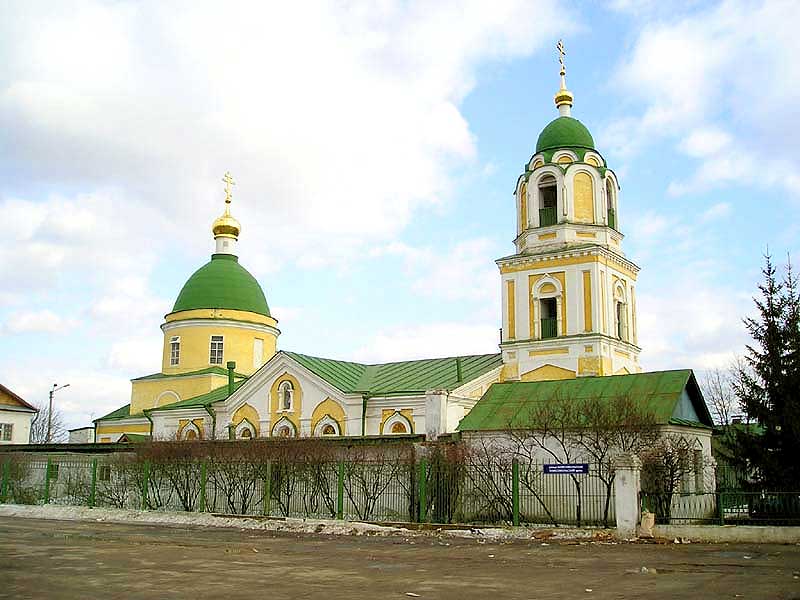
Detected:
[606,179,617,229]
[540,297,558,339]
[169,336,180,366]
[185,429,197,441]
[240,428,252,439]
[391,422,408,434]
[322,424,336,435]
[538,175,558,227]
[614,284,628,341]
[383,412,413,435]
[278,426,291,438]
[278,381,293,411]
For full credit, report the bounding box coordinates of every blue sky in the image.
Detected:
[1,0,798,429]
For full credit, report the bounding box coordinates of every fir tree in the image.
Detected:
[734,254,800,489]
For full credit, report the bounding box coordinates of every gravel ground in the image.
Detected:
[1,509,800,599]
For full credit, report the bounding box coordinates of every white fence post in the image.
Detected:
[613,453,641,538]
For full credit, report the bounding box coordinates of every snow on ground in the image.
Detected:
[0,504,616,541]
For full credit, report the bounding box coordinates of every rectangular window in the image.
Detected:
[49,463,59,481]
[0,423,12,441]
[210,335,224,365]
[99,465,111,482]
[170,336,180,366]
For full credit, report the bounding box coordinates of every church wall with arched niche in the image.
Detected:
[311,398,347,436]
[130,373,229,415]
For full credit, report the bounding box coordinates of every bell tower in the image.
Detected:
[498,41,641,382]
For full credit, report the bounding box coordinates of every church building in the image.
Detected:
[93,49,712,445]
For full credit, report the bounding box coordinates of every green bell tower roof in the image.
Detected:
[171,254,271,317]
[535,116,595,154]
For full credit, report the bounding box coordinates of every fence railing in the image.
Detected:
[540,318,558,339]
[0,455,617,527]
[640,491,800,526]
[539,207,557,227]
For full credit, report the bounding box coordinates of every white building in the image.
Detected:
[0,384,38,444]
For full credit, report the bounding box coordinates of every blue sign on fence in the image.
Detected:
[543,463,589,474]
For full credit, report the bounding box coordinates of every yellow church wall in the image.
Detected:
[573,172,595,224]
[232,403,261,436]
[96,423,151,436]
[577,356,611,376]
[518,182,527,235]
[160,322,277,375]
[311,399,346,434]
[500,255,638,281]
[130,373,228,415]
[499,361,519,382]
[165,309,278,328]
[270,373,302,432]
[506,280,516,340]
[520,364,576,382]
[582,270,593,332]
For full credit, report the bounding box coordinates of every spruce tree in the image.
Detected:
[735,254,800,489]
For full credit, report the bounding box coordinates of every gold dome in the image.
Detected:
[554,88,573,108]
[212,213,241,239]
[213,171,240,239]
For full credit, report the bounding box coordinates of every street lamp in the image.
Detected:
[48,383,70,443]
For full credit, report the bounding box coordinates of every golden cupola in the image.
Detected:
[553,39,574,117]
[212,172,241,240]
[211,172,241,256]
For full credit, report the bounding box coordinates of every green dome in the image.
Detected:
[171,254,271,317]
[536,116,595,154]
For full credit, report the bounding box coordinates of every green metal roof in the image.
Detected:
[146,379,248,413]
[132,367,248,381]
[536,116,595,154]
[284,351,502,396]
[458,369,713,432]
[119,433,151,443]
[171,253,271,317]
[95,404,134,422]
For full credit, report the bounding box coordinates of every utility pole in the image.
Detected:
[48,383,70,443]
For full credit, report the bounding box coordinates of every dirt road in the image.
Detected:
[1,517,799,599]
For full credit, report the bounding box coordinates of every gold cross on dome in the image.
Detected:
[557,39,566,76]
[222,172,235,205]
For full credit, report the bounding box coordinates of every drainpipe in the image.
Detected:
[361,394,369,437]
[203,405,217,440]
[226,361,236,397]
[143,410,154,439]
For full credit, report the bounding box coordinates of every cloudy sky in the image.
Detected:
[1,0,798,429]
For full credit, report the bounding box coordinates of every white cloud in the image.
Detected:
[2,309,78,335]
[350,322,499,363]
[700,202,732,221]
[0,0,576,270]
[604,0,800,198]
[680,127,732,158]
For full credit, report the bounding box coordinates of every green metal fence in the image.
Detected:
[0,454,616,527]
[640,491,800,526]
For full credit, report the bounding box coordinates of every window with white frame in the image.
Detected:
[278,381,293,411]
[170,336,181,366]
[209,335,224,364]
[0,423,12,441]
